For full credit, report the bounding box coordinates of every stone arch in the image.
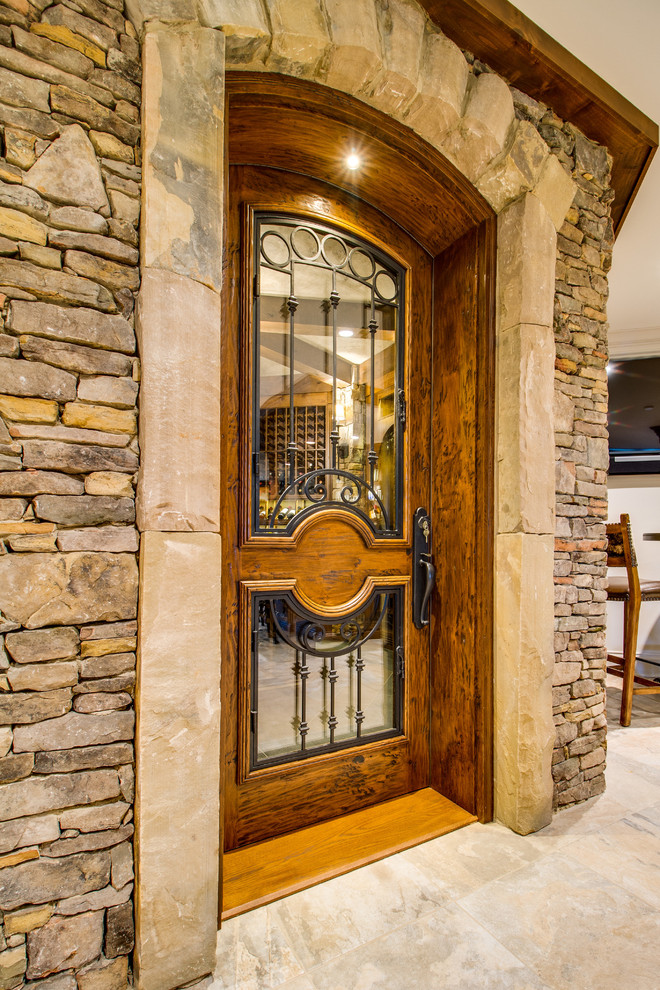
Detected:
[131,3,578,988]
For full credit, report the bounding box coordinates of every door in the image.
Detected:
[221,165,434,851]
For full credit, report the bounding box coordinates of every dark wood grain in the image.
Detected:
[419,0,658,233]
[430,218,495,820]
[221,164,433,853]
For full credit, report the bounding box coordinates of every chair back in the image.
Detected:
[606,513,641,600]
[606,513,637,568]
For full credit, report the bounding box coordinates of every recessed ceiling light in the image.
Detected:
[346,152,361,170]
[338,329,354,337]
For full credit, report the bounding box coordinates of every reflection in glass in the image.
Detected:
[254,217,404,535]
[251,592,401,767]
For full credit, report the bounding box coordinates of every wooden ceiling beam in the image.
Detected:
[420,0,658,233]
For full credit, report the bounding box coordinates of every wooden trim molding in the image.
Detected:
[420,0,659,233]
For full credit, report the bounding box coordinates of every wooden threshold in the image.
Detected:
[221,787,476,920]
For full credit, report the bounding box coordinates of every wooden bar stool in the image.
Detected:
[606,513,660,726]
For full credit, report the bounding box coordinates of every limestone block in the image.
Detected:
[135,532,221,990]
[0,66,50,112]
[58,882,132,916]
[405,27,469,147]
[0,356,77,402]
[0,178,49,221]
[77,954,129,990]
[266,0,330,77]
[34,494,135,525]
[0,770,120,823]
[495,532,555,834]
[4,904,53,936]
[49,206,108,233]
[0,687,72,725]
[0,206,48,245]
[142,25,224,292]
[0,258,115,311]
[9,300,135,353]
[532,153,577,231]
[23,439,138,474]
[124,0,197,36]
[13,710,134,752]
[41,5,118,53]
[85,472,134,497]
[6,626,79,663]
[324,0,381,95]
[24,125,110,212]
[18,336,134,378]
[201,0,269,68]
[33,742,133,774]
[476,120,549,214]
[0,471,84,496]
[0,945,26,984]
[56,526,139,552]
[443,71,515,182]
[11,24,95,78]
[365,0,425,118]
[7,660,78,691]
[0,552,138,628]
[497,323,554,536]
[136,268,221,532]
[27,910,104,979]
[110,840,133,887]
[0,814,60,855]
[497,193,556,334]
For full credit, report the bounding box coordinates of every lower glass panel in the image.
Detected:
[250,590,403,769]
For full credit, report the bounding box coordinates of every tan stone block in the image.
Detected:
[85,471,134,496]
[495,532,554,834]
[0,206,48,246]
[476,119,549,213]
[324,0,381,94]
[136,532,221,990]
[442,71,515,182]
[25,124,109,213]
[108,188,140,225]
[62,401,136,434]
[90,130,134,164]
[136,269,221,532]
[365,0,425,118]
[4,903,53,935]
[19,243,62,269]
[81,637,137,657]
[30,23,106,66]
[124,0,197,35]
[142,25,224,292]
[405,27,468,147]
[266,0,330,77]
[497,193,556,334]
[0,395,59,423]
[0,944,26,982]
[497,323,555,536]
[8,661,79,691]
[201,0,269,68]
[531,153,577,231]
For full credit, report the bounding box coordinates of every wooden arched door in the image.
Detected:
[221,165,433,851]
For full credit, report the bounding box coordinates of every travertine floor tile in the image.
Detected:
[270,854,448,969]
[459,854,660,990]
[304,902,552,990]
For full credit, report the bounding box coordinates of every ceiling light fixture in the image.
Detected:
[346,152,361,171]
[338,329,354,337]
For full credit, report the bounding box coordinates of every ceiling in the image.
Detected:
[510,0,660,359]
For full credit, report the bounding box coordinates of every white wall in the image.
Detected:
[608,476,660,676]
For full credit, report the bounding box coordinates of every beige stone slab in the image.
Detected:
[476,119,549,214]
[142,24,224,292]
[405,27,469,148]
[497,193,557,334]
[495,532,555,835]
[497,323,555,536]
[201,0,270,69]
[442,71,515,182]
[531,154,577,232]
[136,268,221,532]
[365,0,425,118]
[135,532,221,990]
[266,0,330,78]
[324,0,381,94]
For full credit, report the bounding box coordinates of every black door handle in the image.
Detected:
[413,507,435,628]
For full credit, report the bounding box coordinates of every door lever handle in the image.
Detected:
[413,507,435,629]
[419,556,436,627]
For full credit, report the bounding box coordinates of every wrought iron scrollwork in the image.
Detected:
[268,590,388,659]
[268,468,390,531]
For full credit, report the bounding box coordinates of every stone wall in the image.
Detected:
[0,0,141,985]
[505,87,613,807]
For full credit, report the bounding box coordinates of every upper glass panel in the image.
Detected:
[253,214,404,536]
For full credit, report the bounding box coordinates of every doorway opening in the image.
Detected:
[220,73,496,919]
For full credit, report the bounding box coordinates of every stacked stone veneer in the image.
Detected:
[0,0,141,985]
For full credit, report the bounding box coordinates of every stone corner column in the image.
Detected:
[135,531,222,990]
[135,17,225,990]
[493,191,557,834]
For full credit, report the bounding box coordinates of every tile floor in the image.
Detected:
[212,677,660,990]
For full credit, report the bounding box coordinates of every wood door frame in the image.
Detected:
[221,73,496,860]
